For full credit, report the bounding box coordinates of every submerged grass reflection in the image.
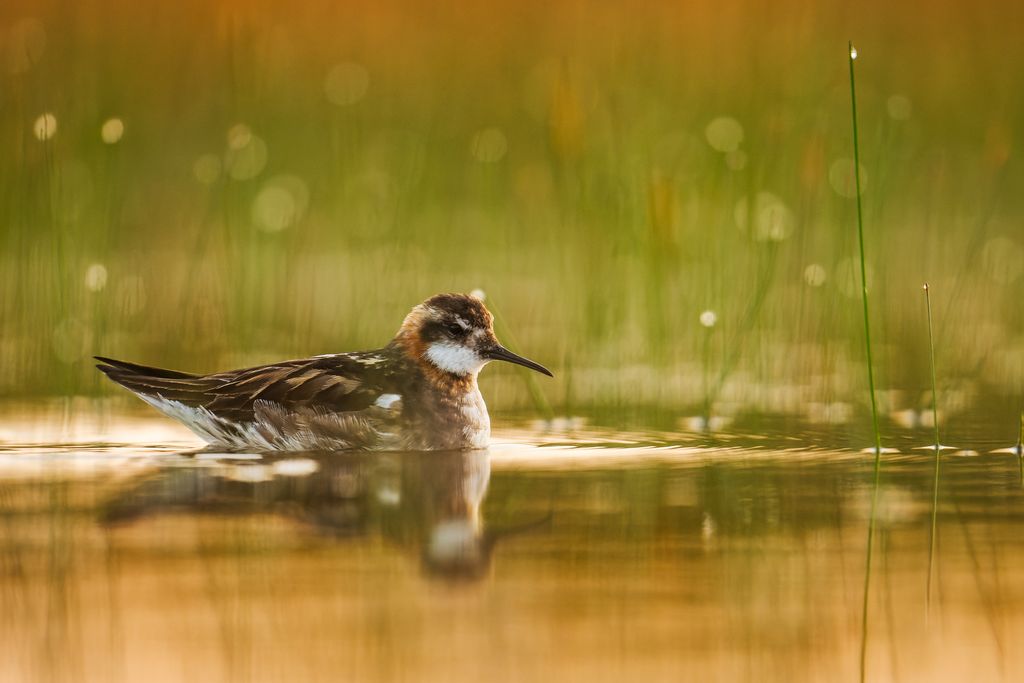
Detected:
[924,283,942,620]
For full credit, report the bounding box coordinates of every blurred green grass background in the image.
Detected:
[1,0,1022,428]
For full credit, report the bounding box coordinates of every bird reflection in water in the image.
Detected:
[101,449,546,581]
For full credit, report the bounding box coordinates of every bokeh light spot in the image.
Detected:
[705,117,744,153]
[803,264,827,287]
[254,187,295,232]
[33,113,57,140]
[252,175,310,232]
[699,310,718,328]
[226,134,268,181]
[84,263,108,292]
[100,118,124,144]
[227,124,253,150]
[734,192,794,242]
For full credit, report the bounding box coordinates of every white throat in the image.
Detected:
[425,342,486,376]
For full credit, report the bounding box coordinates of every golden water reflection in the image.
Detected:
[2,416,1024,682]
[102,450,526,582]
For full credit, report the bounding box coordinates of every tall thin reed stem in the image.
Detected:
[849,41,883,683]
[848,44,882,452]
[924,283,941,620]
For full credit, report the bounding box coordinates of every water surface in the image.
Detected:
[2,409,1023,682]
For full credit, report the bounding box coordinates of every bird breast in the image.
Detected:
[457,389,491,449]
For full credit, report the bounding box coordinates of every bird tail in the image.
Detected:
[94,356,212,405]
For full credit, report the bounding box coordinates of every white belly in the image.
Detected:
[141,391,491,452]
[140,395,393,451]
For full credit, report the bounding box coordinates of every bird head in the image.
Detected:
[395,293,552,379]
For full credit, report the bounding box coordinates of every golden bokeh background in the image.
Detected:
[1,0,1022,428]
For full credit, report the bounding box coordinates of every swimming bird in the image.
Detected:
[95,293,552,451]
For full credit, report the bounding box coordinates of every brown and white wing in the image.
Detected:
[95,354,401,449]
[203,356,386,421]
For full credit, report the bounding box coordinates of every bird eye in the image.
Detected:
[445,322,465,337]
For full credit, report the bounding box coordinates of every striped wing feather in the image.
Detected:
[95,354,385,423]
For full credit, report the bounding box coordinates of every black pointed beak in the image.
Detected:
[485,345,553,377]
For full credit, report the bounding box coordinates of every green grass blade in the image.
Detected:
[849,43,882,454]
[849,41,883,683]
